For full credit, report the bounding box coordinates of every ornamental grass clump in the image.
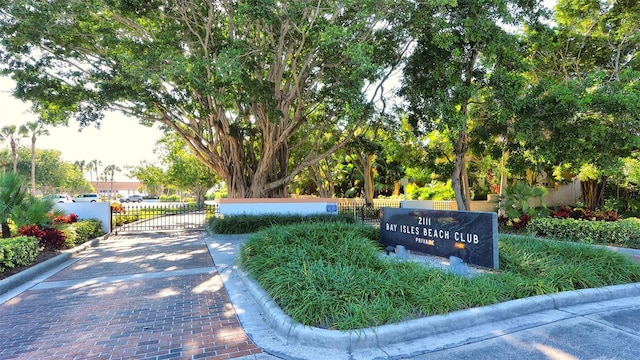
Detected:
[240,224,640,331]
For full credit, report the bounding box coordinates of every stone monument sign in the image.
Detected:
[381,208,499,269]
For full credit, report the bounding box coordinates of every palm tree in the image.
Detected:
[19,121,50,195]
[103,164,121,201]
[89,159,101,187]
[0,152,9,175]
[0,172,28,238]
[86,160,94,182]
[73,160,87,180]
[1,125,19,172]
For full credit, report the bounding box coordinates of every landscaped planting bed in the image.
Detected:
[235,220,640,330]
[8,211,638,331]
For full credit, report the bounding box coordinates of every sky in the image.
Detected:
[0,77,164,181]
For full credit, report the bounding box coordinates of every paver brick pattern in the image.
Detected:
[0,231,262,360]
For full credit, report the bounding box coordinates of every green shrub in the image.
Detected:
[113,214,139,226]
[527,217,640,248]
[207,213,357,234]
[57,223,78,248]
[0,236,39,272]
[497,182,549,219]
[499,236,640,293]
[405,181,455,200]
[73,219,105,244]
[209,189,227,200]
[160,194,181,202]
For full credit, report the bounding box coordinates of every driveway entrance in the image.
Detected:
[112,203,217,234]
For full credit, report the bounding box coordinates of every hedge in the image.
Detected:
[527,217,640,248]
[0,236,39,272]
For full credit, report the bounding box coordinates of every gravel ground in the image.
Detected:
[379,246,494,278]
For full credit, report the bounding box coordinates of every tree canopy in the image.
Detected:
[400,0,547,210]
[157,133,219,206]
[2,0,639,211]
[513,0,640,208]
[0,0,403,198]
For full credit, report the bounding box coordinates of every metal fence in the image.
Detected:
[112,203,217,234]
[337,199,402,224]
[337,199,456,224]
[111,199,455,232]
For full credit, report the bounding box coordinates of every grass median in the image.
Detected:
[238,221,640,331]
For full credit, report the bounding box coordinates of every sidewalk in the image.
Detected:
[2,230,640,360]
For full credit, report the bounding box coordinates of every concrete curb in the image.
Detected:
[238,269,640,351]
[0,233,112,295]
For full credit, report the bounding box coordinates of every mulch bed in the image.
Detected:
[0,250,60,281]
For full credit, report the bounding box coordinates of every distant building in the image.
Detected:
[90,181,142,197]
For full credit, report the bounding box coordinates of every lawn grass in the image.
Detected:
[239,222,640,331]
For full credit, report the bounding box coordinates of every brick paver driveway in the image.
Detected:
[0,231,262,360]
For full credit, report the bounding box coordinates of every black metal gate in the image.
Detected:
[112,203,217,234]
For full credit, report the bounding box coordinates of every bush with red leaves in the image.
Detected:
[18,225,67,251]
[551,206,619,222]
[498,214,533,232]
[551,206,571,219]
[18,225,44,239]
[513,214,532,230]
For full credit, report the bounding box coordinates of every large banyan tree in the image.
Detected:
[0,0,401,197]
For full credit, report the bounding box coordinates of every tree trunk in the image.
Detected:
[10,138,17,173]
[363,155,376,205]
[452,130,471,211]
[109,175,114,201]
[94,167,99,190]
[393,181,401,197]
[353,152,376,205]
[1,222,11,238]
[581,177,606,210]
[31,135,36,195]
[193,184,207,207]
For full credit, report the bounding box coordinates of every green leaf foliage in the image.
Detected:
[0,172,29,238]
[0,0,404,198]
[528,217,640,248]
[514,0,640,208]
[400,0,547,209]
[239,222,640,330]
[71,219,105,245]
[0,236,39,272]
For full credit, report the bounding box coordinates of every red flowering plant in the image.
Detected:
[111,202,126,213]
[49,212,79,225]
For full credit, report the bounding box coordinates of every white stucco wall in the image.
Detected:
[216,198,339,216]
[53,202,111,233]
